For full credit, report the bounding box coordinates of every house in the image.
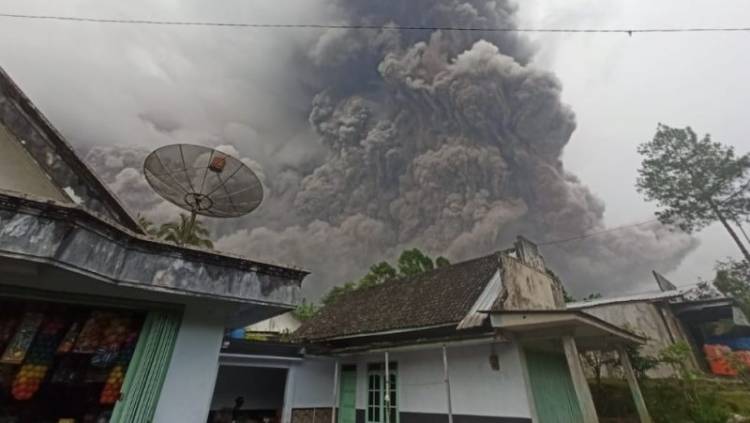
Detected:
[276,238,650,423]
[0,66,308,422]
[568,272,750,378]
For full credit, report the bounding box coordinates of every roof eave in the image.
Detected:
[0,190,308,305]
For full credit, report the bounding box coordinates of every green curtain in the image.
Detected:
[110,310,182,423]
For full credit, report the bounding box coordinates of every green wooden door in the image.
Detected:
[525,349,583,423]
[338,367,357,423]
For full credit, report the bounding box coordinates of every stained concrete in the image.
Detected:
[0,123,68,202]
[0,192,307,307]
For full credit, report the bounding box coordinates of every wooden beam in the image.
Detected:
[562,336,600,423]
[617,344,653,423]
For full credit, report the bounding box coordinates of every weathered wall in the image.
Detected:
[341,341,532,422]
[0,197,305,307]
[0,123,68,202]
[581,301,685,378]
[153,302,227,423]
[500,255,563,311]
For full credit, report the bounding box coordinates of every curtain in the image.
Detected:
[110,310,182,422]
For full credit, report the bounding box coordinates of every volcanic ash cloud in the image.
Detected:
[90,0,697,296]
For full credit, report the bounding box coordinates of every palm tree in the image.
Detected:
[136,214,159,237]
[156,213,214,249]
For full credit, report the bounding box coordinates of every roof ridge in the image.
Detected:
[330,251,502,299]
[298,251,503,340]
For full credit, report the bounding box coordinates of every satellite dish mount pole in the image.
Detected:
[186,209,198,245]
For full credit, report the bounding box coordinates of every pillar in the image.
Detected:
[617,344,652,423]
[561,336,599,423]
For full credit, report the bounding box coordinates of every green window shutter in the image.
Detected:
[110,310,182,423]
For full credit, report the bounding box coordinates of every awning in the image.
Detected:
[486,310,646,350]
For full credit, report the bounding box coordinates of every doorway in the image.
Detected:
[208,366,288,423]
[338,366,357,423]
[524,347,582,423]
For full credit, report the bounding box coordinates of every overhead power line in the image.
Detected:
[0,12,749,34]
[537,219,659,246]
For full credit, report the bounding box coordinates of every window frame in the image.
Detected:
[366,362,398,423]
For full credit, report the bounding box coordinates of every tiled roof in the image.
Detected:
[295,252,501,341]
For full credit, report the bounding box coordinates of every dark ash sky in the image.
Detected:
[1,0,748,298]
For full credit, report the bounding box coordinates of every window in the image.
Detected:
[366,363,397,423]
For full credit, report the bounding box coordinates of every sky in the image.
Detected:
[0,0,748,293]
[516,1,750,284]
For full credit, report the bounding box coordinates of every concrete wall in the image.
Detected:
[289,357,337,409]
[0,122,68,202]
[581,301,685,378]
[500,255,563,311]
[341,341,532,421]
[153,302,227,423]
[210,366,288,411]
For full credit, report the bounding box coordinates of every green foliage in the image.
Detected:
[658,341,696,380]
[713,258,750,318]
[136,214,159,236]
[321,282,356,308]
[397,248,435,276]
[435,256,451,268]
[652,342,731,423]
[562,286,575,303]
[358,262,398,289]
[293,301,319,321]
[625,344,659,380]
[727,352,750,388]
[582,292,602,301]
[593,379,750,423]
[319,248,450,309]
[136,213,213,248]
[561,290,602,303]
[636,124,750,233]
[156,213,214,249]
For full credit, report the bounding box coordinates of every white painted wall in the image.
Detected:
[289,357,337,409]
[247,312,301,334]
[343,341,532,419]
[153,302,227,423]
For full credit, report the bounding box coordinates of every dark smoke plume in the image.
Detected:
[86,0,696,297]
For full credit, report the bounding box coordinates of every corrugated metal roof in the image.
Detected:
[566,290,684,309]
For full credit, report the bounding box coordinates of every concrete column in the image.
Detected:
[282,366,297,423]
[561,336,599,423]
[617,345,652,423]
[331,361,340,423]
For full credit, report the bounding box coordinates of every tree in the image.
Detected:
[397,248,436,276]
[293,301,319,321]
[319,248,450,308]
[358,262,398,289]
[636,124,750,262]
[713,258,750,317]
[136,214,159,237]
[435,256,451,268]
[156,213,214,249]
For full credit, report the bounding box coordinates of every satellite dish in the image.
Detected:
[143,144,263,233]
